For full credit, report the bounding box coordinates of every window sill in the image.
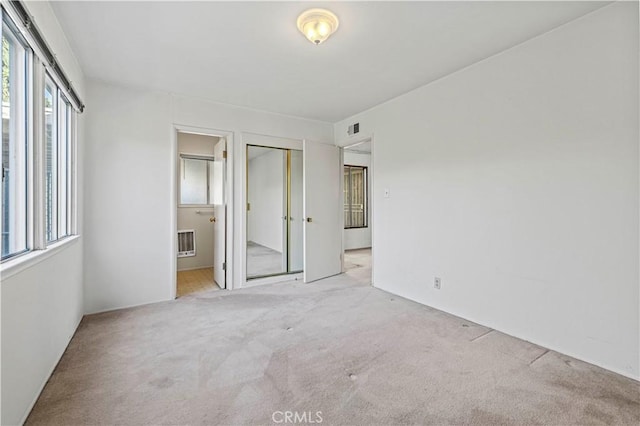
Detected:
[0,235,81,281]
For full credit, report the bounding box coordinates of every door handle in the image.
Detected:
[210,217,216,223]
[306,217,313,223]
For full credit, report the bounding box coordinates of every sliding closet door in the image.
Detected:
[303,141,342,283]
[246,146,286,278]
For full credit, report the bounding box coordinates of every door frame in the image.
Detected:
[336,134,374,286]
[171,124,235,298]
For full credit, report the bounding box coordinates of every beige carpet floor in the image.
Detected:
[27,273,639,425]
[344,248,371,270]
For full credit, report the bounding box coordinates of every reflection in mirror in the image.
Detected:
[247,146,286,278]
[246,145,304,279]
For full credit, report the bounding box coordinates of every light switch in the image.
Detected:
[384,188,390,198]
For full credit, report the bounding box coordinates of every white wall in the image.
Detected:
[343,151,372,250]
[83,82,333,314]
[1,242,83,425]
[334,2,639,379]
[247,149,285,252]
[177,133,218,271]
[1,2,86,424]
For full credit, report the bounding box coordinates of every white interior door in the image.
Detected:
[303,141,342,283]
[212,138,227,288]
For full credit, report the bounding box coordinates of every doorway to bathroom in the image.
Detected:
[175,131,227,297]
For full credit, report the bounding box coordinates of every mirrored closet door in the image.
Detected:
[246,145,303,279]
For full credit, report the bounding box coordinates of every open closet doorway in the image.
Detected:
[176,131,227,297]
[342,139,372,283]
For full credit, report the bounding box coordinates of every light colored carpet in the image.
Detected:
[344,248,371,269]
[344,248,372,284]
[26,273,639,425]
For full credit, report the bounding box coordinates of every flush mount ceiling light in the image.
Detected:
[296,8,339,45]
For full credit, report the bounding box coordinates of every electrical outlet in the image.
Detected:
[434,277,441,290]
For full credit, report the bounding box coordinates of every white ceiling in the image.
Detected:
[51,1,608,122]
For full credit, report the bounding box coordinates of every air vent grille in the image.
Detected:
[177,230,196,257]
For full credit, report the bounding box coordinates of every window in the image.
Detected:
[45,76,72,242]
[1,16,29,260]
[179,155,215,205]
[0,6,80,264]
[344,165,367,229]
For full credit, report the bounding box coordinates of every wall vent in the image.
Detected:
[347,123,360,135]
[177,230,196,257]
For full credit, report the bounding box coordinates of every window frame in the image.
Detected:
[0,7,79,265]
[1,12,33,261]
[178,153,216,207]
[44,76,73,245]
[344,164,368,229]
[44,74,57,242]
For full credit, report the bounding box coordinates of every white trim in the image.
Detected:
[0,234,80,280]
[244,273,303,288]
[370,134,375,286]
[32,56,46,250]
[335,133,373,149]
[340,147,345,272]
[242,132,303,151]
[70,99,78,235]
[25,38,35,254]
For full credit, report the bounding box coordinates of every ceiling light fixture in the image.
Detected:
[296,8,339,45]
